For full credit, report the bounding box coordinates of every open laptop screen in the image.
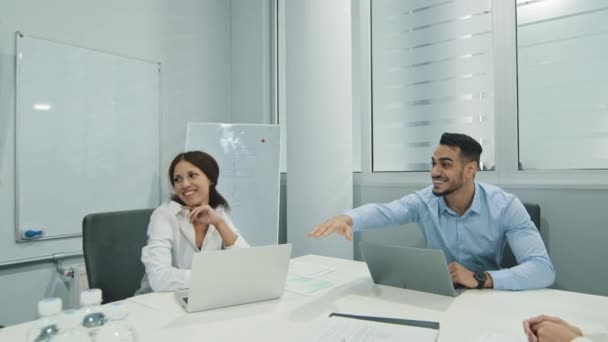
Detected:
[177,243,293,312]
[360,241,460,297]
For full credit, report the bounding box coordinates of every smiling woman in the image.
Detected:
[169,151,228,210]
[136,151,250,294]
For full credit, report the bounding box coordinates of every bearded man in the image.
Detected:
[309,132,555,291]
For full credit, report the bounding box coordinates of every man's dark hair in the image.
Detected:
[439,132,482,165]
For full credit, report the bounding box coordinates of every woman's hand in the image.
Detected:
[186,204,237,247]
[186,204,223,227]
[524,315,583,342]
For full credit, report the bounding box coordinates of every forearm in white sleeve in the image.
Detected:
[221,212,250,249]
[141,212,191,292]
[142,242,191,292]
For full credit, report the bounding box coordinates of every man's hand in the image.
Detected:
[523,315,583,342]
[447,262,477,288]
[308,215,353,240]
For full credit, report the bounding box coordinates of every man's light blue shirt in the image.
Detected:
[347,182,555,290]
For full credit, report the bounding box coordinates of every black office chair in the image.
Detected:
[501,203,541,269]
[82,208,154,304]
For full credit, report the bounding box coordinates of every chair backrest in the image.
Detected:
[82,208,154,303]
[501,203,541,268]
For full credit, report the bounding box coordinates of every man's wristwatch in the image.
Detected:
[474,272,487,289]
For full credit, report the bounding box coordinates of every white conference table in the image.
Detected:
[2,255,607,341]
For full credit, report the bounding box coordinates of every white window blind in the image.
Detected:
[371,0,495,171]
[517,0,608,170]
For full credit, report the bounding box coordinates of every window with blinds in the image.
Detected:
[517,0,608,170]
[371,0,495,172]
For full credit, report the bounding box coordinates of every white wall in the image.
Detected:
[285,0,353,259]
[0,0,232,325]
[230,0,273,124]
[161,0,232,197]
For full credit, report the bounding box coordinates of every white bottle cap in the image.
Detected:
[80,289,103,306]
[105,301,128,321]
[38,297,62,317]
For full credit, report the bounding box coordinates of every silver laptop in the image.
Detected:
[175,243,292,312]
[360,241,463,297]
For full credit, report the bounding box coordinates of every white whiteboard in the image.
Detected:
[15,33,160,241]
[186,123,280,246]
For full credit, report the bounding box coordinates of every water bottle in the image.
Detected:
[53,309,92,342]
[80,289,106,338]
[96,301,138,342]
[27,297,62,342]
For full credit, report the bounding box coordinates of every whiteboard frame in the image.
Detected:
[14,31,162,243]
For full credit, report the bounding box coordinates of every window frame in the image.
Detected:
[354,0,608,190]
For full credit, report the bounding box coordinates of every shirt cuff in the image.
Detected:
[345,209,361,232]
[486,269,512,290]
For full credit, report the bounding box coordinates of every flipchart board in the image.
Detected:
[185,123,280,246]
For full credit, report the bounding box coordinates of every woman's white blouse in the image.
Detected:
[138,201,249,293]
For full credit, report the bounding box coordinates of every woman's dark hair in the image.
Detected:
[168,151,230,210]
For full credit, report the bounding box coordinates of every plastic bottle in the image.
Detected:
[27,297,62,342]
[53,309,92,342]
[96,301,138,342]
[79,289,106,338]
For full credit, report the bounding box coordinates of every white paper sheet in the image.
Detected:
[289,260,336,277]
[473,333,526,342]
[310,316,438,342]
